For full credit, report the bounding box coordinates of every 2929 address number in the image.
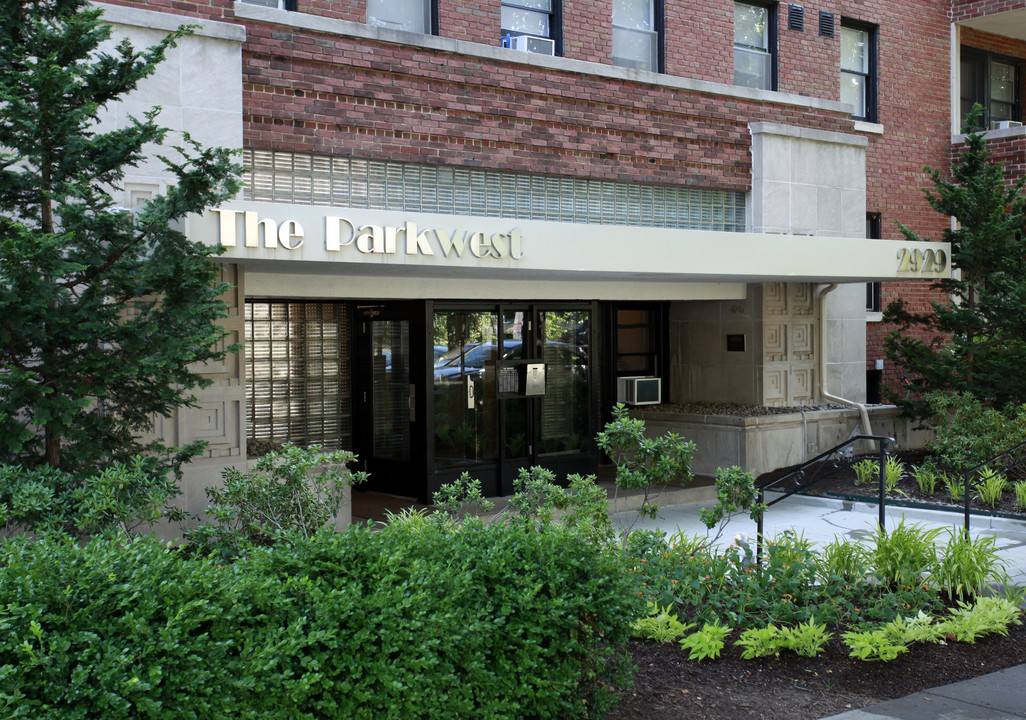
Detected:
[897,248,948,275]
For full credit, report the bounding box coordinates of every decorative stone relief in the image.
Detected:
[791,323,814,361]
[765,323,787,362]
[790,283,814,315]
[765,369,787,403]
[764,282,788,315]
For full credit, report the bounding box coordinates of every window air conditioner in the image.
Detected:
[616,376,662,406]
[992,120,1023,130]
[502,34,556,56]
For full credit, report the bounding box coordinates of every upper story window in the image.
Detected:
[367,0,433,34]
[613,0,661,72]
[734,2,775,90]
[502,1,560,53]
[840,22,877,122]
[961,48,1022,130]
[239,0,296,9]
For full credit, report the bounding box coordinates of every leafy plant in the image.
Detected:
[852,458,877,486]
[930,529,1007,601]
[1015,480,1026,511]
[870,519,940,589]
[0,458,185,539]
[187,444,367,557]
[936,596,1023,643]
[843,611,945,661]
[679,620,732,661]
[884,456,906,493]
[945,474,965,503]
[699,466,766,545]
[503,467,613,542]
[780,618,833,657]
[736,624,787,659]
[817,536,870,584]
[974,466,1008,508]
[596,403,695,524]
[913,465,939,497]
[923,393,1026,472]
[631,603,694,642]
[432,471,496,520]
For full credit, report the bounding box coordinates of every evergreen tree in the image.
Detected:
[884,106,1026,418]
[0,0,241,476]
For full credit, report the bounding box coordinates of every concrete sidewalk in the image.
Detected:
[610,494,1026,720]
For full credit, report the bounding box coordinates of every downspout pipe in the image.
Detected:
[816,283,873,438]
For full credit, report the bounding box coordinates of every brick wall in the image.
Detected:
[953,0,1026,22]
[99,0,982,398]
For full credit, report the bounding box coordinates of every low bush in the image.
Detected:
[0,519,636,719]
[925,392,1026,473]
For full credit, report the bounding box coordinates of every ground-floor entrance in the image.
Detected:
[246,297,668,503]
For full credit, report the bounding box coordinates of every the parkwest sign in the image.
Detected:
[212,209,525,260]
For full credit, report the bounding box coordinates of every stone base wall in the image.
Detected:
[635,406,931,478]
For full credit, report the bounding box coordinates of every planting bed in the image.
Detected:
[609,621,1026,719]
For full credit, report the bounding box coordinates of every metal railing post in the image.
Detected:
[756,487,765,565]
[877,438,887,532]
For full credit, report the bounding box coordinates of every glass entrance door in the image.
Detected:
[432,310,500,472]
[432,305,595,497]
[356,303,424,498]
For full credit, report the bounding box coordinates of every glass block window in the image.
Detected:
[242,150,746,232]
[245,301,353,451]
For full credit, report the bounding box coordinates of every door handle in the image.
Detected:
[466,376,475,409]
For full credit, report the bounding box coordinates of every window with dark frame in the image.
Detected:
[613,0,662,72]
[615,306,661,376]
[245,301,354,453]
[367,0,435,33]
[866,213,882,313]
[734,1,776,91]
[840,21,877,122]
[961,48,1022,130]
[238,0,296,10]
[501,0,560,49]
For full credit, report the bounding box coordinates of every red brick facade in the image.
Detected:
[97,0,1026,399]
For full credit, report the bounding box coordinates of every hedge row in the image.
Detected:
[0,520,636,719]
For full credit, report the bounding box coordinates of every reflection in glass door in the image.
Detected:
[538,310,590,455]
[433,311,499,466]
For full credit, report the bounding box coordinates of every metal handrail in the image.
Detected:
[756,434,896,562]
[957,439,1026,537]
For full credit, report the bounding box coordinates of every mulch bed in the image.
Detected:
[609,622,1026,720]
[608,448,1026,720]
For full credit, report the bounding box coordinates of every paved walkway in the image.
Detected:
[611,493,1026,720]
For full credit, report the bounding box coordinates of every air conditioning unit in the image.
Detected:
[502,34,556,56]
[992,120,1023,130]
[616,376,662,406]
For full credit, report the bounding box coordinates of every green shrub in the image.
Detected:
[936,596,1023,643]
[187,443,367,558]
[699,466,766,545]
[250,521,636,719]
[1,518,635,719]
[596,403,695,522]
[631,603,694,642]
[0,534,279,718]
[0,457,184,539]
[926,392,1026,473]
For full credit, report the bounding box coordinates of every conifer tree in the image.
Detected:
[0,0,241,476]
[885,106,1026,418]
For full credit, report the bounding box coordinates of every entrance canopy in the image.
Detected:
[188,202,950,301]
